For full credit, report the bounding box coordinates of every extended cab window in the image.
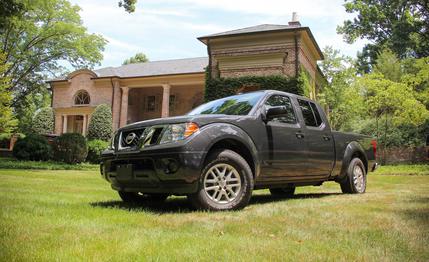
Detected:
[298,99,323,127]
[265,95,296,124]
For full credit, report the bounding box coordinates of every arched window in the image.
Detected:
[74,90,90,105]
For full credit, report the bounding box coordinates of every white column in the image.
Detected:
[82,114,87,136]
[120,86,129,127]
[62,114,68,134]
[161,84,171,118]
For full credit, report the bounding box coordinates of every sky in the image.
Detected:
[69,0,367,69]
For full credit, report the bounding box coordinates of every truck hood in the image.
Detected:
[118,114,254,132]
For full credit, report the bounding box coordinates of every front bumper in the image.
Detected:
[100,147,204,195]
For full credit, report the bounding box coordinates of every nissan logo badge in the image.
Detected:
[125,132,137,145]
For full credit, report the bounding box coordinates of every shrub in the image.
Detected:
[87,139,109,164]
[12,134,52,161]
[32,107,54,134]
[53,133,88,164]
[87,104,112,141]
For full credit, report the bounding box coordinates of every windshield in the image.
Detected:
[188,92,264,116]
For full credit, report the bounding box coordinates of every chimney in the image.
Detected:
[288,12,301,26]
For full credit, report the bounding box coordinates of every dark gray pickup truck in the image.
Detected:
[101,90,377,211]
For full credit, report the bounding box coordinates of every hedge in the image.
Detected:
[87,104,112,141]
[12,134,52,161]
[32,107,54,135]
[53,133,88,164]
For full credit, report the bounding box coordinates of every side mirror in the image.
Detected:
[265,106,288,121]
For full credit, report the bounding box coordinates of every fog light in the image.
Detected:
[160,158,179,174]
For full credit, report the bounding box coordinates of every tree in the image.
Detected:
[87,104,113,141]
[337,0,429,72]
[122,52,149,65]
[0,52,17,134]
[118,0,137,13]
[318,47,362,130]
[1,0,106,107]
[0,0,23,30]
[32,107,54,135]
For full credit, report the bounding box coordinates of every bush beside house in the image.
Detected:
[87,104,112,141]
[12,134,52,161]
[32,108,54,135]
[53,133,88,164]
[86,139,109,164]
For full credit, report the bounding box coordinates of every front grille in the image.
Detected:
[118,126,165,150]
[120,129,145,148]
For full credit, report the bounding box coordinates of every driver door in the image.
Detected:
[261,95,309,180]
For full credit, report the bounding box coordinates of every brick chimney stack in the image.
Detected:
[288,12,301,26]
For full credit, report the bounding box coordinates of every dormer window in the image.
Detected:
[74,90,90,105]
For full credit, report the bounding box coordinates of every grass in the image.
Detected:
[0,166,428,261]
[374,164,429,176]
[0,157,98,171]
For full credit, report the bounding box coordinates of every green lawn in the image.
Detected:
[0,166,428,261]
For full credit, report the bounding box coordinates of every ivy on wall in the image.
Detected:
[204,68,307,102]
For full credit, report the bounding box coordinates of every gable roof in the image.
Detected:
[198,24,323,60]
[49,57,208,82]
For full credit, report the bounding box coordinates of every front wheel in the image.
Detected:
[188,149,253,211]
[339,158,367,194]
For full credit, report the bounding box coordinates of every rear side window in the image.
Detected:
[265,95,296,124]
[298,99,323,127]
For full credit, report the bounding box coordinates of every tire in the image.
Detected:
[188,149,254,211]
[269,187,295,198]
[118,191,169,203]
[340,158,367,194]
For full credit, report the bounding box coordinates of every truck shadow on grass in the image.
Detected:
[90,192,342,214]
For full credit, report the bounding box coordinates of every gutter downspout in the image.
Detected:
[207,39,212,79]
[110,77,115,111]
[294,31,299,77]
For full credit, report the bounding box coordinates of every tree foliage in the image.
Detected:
[118,0,137,13]
[0,0,106,107]
[122,52,149,65]
[87,104,113,141]
[337,0,429,72]
[32,107,54,135]
[318,46,362,130]
[0,52,17,134]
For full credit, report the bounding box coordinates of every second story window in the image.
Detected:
[74,90,90,105]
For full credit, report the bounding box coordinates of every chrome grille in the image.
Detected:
[120,129,145,148]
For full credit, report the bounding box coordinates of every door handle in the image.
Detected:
[295,132,304,139]
[323,135,331,141]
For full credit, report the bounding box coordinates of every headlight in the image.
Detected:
[159,122,199,144]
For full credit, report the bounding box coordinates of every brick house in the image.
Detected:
[48,16,324,136]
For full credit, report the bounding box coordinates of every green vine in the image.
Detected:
[204,68,305,102]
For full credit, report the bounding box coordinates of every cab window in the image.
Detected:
[265,95,297,124]
[298,99,323,127]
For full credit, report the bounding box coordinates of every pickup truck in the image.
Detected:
[100,90,377,211]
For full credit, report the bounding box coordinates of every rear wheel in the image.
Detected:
[188,149,253,211]
[118,191,169,203]
[269,187,295,198]
[340,158,367,194]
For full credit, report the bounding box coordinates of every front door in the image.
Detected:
[261,94,309,180]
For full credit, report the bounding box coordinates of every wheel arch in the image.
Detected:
[199,124,260,179]
[338,141,368,180]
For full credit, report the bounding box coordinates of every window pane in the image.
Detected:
[147,96,155,111]
[298,99,317,126]
[265,95,296,124]
[310,102,323,126]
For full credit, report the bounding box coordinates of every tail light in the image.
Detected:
[371,140,377,158]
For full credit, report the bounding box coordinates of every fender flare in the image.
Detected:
[338,141,368,181]
[197,123,260,177]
